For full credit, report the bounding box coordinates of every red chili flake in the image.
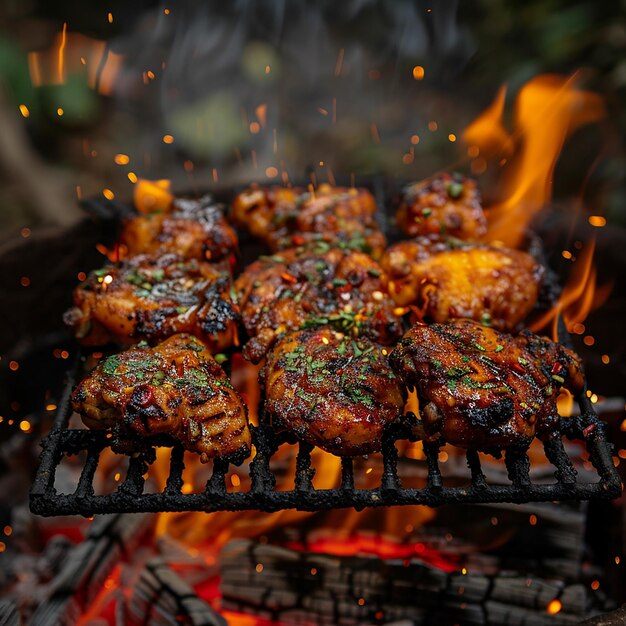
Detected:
[133,384,154,407]
[583,423,596,438]
[551,362,563,374]
[292,235,305,246]
[336,369,344,375]
[281,272,298,284]
[512,362,526,375]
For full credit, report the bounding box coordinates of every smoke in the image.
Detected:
[110,0,475,185]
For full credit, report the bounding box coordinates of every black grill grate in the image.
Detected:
[30,352,621,518]
[29,184,622,517]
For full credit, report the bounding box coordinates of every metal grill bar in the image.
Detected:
[28,191,622,517]
[29,355,622,517]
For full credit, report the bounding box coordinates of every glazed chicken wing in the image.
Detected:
[121,195,238,268]
[381,238,543,331]
[396,173,486,240]
[232,183,385,257]
[262,328,406,456]
[72,334,251,462]
[390,320,584,451]
[64,254,239,350]
[235,243,403,363]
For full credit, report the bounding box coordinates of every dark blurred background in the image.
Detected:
[0,0,624,439]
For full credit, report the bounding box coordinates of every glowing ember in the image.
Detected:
[412,66,425,80]
[588,215,606,227]
[547,599,562,614]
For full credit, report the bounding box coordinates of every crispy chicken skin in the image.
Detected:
[72,335,251,462]
[232,183,385,257]
[262,328,405,456]
[396,173,487,240]
[390,320,584,451]
[121,195,238,267]
[381,238,543,331]
[235,243,403,363]
[64,254,239,350]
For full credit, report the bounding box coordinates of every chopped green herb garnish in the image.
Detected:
[214,353,228,364]
[102,355,121,375]
[447,181,464,198]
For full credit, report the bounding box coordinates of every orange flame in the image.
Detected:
[27,30,124,94]
[463,74,604,248]
[133,178,173,214]
[529,239,613,339]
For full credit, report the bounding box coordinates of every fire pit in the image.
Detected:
[2,3,626,625]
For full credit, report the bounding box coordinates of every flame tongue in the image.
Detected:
[463,74,605,248]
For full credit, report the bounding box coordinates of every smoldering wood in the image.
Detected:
[127,557,227,626]
[581,605,626,625]
[220,539,605,625]
[29,513,152,626]
[0,600,19,626]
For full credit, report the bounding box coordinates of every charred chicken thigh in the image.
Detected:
[121,194,238,268]
[235,243,403,363]
[64,254,239,350]
[390,320,584,451]
[381,238,543,331]
[72,334,251,462]
[232,183,385,257]
[396,173,487,241]
[262,328,406,456]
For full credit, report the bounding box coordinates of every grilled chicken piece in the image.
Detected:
[121,195,238,268]
[235,243,403,363]
[381,238,543,331]
[396,173,486,240]
[64,254,239,350]
[262,328,405,456]
[72,335,251,462]
[232,183,385,257]
[390,320,584,451]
